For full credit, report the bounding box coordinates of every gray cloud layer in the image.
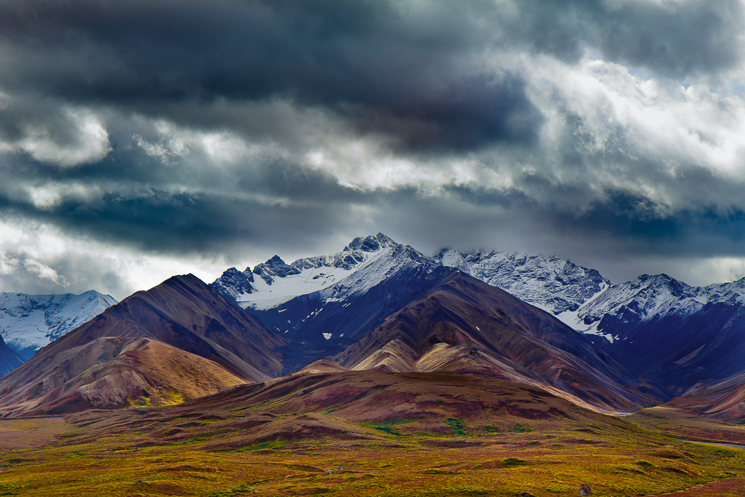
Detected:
[2,0,745,297]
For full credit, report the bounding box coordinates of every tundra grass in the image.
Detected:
[1,413,745,496]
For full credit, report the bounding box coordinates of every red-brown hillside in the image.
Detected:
[108,369,637,452]
[334,272,661,413]
[11,274,284,381]
[668,369,745,420]
[0,274,286,416]
[0,336,247,417]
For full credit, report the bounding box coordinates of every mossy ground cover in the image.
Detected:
[362,419,417,437]
[3,373,745,496]
[0,411,744,496]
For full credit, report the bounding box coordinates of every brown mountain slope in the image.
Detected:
[3,274,285,384]
[0,274,286,416]
[667,370,745,421]
[296,359,350,375]
[0,337,247,417]
[334,272,661,413]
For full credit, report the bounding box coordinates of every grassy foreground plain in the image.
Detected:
[1,372,745,496]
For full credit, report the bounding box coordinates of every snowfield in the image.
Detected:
[0,290,117,358]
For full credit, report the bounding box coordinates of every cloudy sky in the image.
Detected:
[3,0,745,299]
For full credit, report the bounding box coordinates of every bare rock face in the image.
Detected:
[579,483,592,495]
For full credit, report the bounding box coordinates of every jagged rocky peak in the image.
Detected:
[637,274,698,303]
[633,273,692,293]
[212,267,255,298]
[211,233,426,311]
[253,255,301,284]
[346,232,395,253]
[254,233,398,282]
[704,276,745,306]
[578,272,700,325]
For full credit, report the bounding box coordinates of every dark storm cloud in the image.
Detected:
[0,145,369,257]
[4,1,739,89]
[0,0,542,153]
[0,246,127,297]
[505,0,744,78]
[373,183,745,269]
[1,0,737,155]
[1,0,745,296]
[0,104,743,280]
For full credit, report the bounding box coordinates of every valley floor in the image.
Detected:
[0,407,744,496]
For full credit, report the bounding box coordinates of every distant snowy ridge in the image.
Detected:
[214,233,745,345]
[434,248,617,340]
[0,290,117,358]
[566,273,745,338]
[213,233,437,311]
[437,248,745,342]
[434,249,610,316]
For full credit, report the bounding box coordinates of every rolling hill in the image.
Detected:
[0,336,247,417]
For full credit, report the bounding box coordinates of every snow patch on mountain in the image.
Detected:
[569,273,745,336]
[216,233,745,346]
[213,233,437,310]
[0,290,117,358]
[434,248,610,317]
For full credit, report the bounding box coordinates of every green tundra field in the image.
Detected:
[1,372,745,497]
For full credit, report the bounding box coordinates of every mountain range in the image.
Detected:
[1,232,745,421]
[435,249,745,397]
[213,233,745,404]
[333,272,658,412]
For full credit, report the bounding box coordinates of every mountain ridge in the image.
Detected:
[213,234,745,400]
[0,290,117,359]
[334,271,660,413]
[212,233,435,311]
[0,274,286,416]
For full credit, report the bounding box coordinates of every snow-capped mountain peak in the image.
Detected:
[431,248,745,343]
[0,290,117,359]
[215,234,745,349]
[567,273,700,336]
[573,272,745,334]
[212,233,435,310]
[253,255,301,285]
[346,232,396,252]
[434,248,471,274]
